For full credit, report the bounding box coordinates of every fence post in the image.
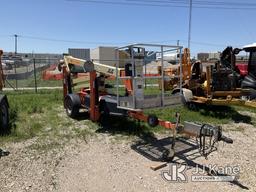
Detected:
[14,62,18,90]
[33,58,37,93]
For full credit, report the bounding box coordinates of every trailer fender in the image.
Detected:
[182,88,193,102]
[172,88,193,103]
[0,95,9,107]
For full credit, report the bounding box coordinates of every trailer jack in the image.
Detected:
[177,121,234,160]
[129,112,233,161]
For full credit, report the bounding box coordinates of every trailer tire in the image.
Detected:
[147,115,159,127]
[0,97,9,134]
[99,101,110,126]
[64,94,81,118]
[99,101,110,116]
[249,89,256,100]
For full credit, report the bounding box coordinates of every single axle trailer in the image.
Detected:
[59,43,233,161]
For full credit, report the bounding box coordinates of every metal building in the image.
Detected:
[68,48,90,60]
[90,46,117,66]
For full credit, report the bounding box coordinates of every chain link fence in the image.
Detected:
[1,56,63,92]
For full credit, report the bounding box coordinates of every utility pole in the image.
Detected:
[14,34,18,89]
[33,57,37,93]
[177,40,180,55]
[14,34,18,54]
[188,0,192,49]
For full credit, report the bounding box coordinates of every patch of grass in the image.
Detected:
[233,105,256,113]
[1,89,255,151]
[144,104,256,128]
[0,89,98,153]
[97,104,255,141]
[1,90,63,141]
[73,127,94,141]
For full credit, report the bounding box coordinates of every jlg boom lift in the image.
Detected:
[59,43,233,161]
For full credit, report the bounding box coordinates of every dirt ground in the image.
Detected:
[0,114,256,192]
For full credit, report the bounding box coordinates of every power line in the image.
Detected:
[19,35,181,47]
[128,0,256,7]
[19,35,131,45]
[190,41,228,47]
[0,35,12,37]
[66,0,256,10]
[5,34,233,48]
[167,40,229,47]
[66,0,190,8]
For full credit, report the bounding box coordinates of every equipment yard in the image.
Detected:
[0,90,256,192]
[1,1,256,191]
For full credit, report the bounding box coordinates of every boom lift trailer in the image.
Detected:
[59,44,233,161]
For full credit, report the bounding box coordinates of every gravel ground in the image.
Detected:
[0,116,256,192]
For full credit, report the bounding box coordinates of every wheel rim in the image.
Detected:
[65,98,72,114]
[148,118,155,125]
[148,115,158,127]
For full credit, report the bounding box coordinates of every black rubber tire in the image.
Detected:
[64,94,81,118]
[99,101,110,126]
[99,101,110,116]
[249,90,256,100]
[147,115,159,127]
[0,98,9,133]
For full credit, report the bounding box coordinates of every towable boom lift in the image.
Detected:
[59,44,233,161]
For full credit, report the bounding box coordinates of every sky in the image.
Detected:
[0,0,255,56]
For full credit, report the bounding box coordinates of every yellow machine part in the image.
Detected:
[181,48,192,81]
[157,48,192,91]
[192,96,256,108]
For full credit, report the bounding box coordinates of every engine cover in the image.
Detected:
[212,68,238,91]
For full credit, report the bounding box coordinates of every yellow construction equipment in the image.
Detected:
[160,46,256,108]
